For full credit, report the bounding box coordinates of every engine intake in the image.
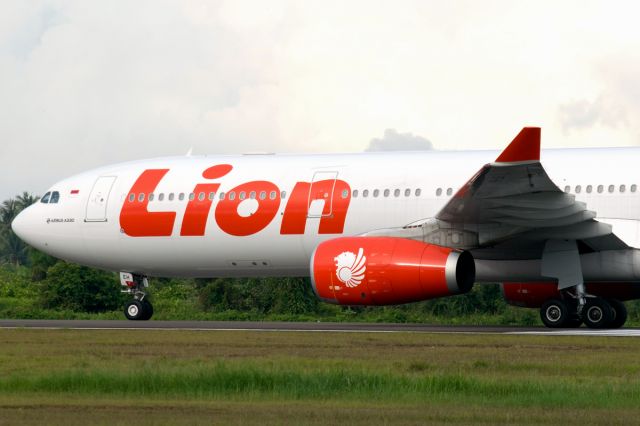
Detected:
[310,237,475,305]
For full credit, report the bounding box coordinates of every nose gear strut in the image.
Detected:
[119,272,153,320]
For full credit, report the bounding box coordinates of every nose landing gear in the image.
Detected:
[120,272,154,321]
[124,299,153,321]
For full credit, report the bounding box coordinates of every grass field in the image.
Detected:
[0,329,638,425]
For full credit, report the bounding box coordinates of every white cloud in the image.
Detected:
[558,96,628,134]
[366,129,433,151]
[1,0,640,200]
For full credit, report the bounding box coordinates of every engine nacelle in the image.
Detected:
[502,282,640,308]
[310,237,475,305]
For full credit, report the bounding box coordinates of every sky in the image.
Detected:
[1,0,640,200]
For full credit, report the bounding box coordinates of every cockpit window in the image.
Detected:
[41,192,51,203]
[50,191,60,204]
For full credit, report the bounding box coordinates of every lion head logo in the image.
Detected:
[334,248,366,288]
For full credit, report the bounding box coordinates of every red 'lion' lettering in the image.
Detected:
[120,169,176,237]
[215,181,280,236]
[280,179,351,234]
[119,166,351,237]
[181,165,233,236]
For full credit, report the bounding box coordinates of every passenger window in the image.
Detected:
[149,193,155,201]
[575,185,581,194]
[220,192,226,200]
[158,193,165,201]
[363,190,369,198]
[259,191,266,200]
[415,189,421,197]
[597,185,603,194]
[353,190,358,198]
[208,192,215,200]
[564,186,570,193]
[138,193,145,202]
[586,185,592,194]
[168,193,175,201]
[41,192,51,203]
[383,189,390,197]
[373,189,379,197]
[250,191,256,200]
[446,188,452,196]
[50,191,60,203]
[239,192,246,201]
[632,184,637,193]
[189,193,195,201]
[394,189,400,197]
[269,191,276,200]
[229,192,236,201]
[281,191,287,199]
[342,189,349,199]
[198,192,205,201]
[620,185,626,193]
[608,185,614,193]
[128,193,135,202]
[436,188,442,196]
[404,189,410,197]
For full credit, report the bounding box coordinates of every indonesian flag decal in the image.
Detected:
[334,248,366,288]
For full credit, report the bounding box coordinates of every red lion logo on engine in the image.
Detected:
[334,248,366,288]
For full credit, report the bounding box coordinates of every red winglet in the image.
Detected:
[495,127,541,163]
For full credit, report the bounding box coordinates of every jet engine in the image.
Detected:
[310,237,475,305]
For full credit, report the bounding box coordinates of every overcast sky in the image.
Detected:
[1,1,640,200]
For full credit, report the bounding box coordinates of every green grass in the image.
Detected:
[0,329,639,424]
[3,366,640,408]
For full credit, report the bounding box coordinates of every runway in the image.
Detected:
[0,319,639,336]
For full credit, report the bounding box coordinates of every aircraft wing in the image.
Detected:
[431,127,626,255]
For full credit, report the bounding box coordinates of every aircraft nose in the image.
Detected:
[11,207,33,245]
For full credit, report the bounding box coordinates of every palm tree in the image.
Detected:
[0,193,39,267]
[0,198,19,227]
[16,192,39,211]
[0,230,29,267]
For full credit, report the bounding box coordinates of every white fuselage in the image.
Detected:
[12,148,640,278]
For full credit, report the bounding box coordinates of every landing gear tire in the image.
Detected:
[562,299,583,328]
[607,299,627,329]
[140,299,154,321]
[124,299,153,321]
[564,316,583,328]
[120,272,153,321]
[125,300,145,321]
[583,298,614,329]
[540,299,570,328]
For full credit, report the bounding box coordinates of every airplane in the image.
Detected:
[10,127,640,328]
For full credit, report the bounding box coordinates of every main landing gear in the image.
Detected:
[539,296,627,329]
[120,272,154,321]
[539,239,627,329]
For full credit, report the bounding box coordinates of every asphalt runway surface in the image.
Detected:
[0,319,639,336]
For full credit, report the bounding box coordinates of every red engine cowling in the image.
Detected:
[501,282,560,308]
[310,237,475,305]
[502,282,640,308]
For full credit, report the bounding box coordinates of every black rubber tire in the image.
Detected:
[607,299,627,329]
[563,299,582,328]
[540,299,569,328]
[583,298,614,329]
[140,299,154,321]
[564,316,583,328]
[124,300,145,321]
